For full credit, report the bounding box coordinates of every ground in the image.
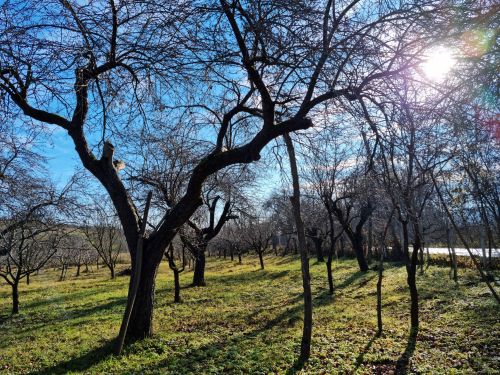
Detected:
[0,256,498,374]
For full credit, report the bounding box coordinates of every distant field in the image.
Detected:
[412,247,499,258]
[0,256,498,374]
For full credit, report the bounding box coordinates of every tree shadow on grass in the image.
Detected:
[0,296,126,351]
[29,291,307,374]
[30,340,116,375]
[33,307,305,374]
[335,270,373,290]
[21,282,125,311]
[395,327,418,374]
[354,333,379,371]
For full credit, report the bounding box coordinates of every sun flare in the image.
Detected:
[421,47,456,81]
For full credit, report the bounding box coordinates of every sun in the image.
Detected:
[421,47,456,81]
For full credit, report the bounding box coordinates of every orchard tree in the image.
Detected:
[83,199,125,279]
[0,189,68,313]
[241,215,274,270]
[164,239,187,303]
[180,187,238,286]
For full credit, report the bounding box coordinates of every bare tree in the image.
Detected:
[0,209,65,313]
[164,240,186,303]
[181,190,238,286]
[83,199,124,279]
[241,216,274,270]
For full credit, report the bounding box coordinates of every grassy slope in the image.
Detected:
[0,256,498,374]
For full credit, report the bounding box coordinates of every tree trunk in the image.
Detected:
[173,270,181,303]
[326,213,335,294]
[12,282,19,314]
[446,225,457,282]
[284,133,312,365]
[326,253,334,295]
[377,248,384,335]
[76,264,81,277]
[408,228,420,330]
[192,248,206,286]
[238,252,242,264]
[26,274,30,285]
[391,224,404,261]
[353,235,369,272]
[258,251,265,270]
[408,266,419,330]
[110,264,115,279]
[125,255,159,341]
[418,247,424,274]
[314,238,324,263]
[367,218,373,263]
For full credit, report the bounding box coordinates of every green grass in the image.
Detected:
[0,256,498,374]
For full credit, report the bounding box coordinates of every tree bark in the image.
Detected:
[377,248,384,335]
[352,235,369,272]
[408,225,420,330]
[284,133,312,365]
[59,266,66,281]
[314,238,324,262]
[326,253,334,295]
[326,212,336,294]
[192,248,207,286]
[367,218,373,263]
[12,282,19,314]
[173,270,181,303]
[446,225,457,283]
[116,191,155,351]
[258,251,265,270]
[125,252,160,341]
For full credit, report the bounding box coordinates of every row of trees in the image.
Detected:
[0,127,126,312]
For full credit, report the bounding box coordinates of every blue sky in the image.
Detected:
[39,129,82,188]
